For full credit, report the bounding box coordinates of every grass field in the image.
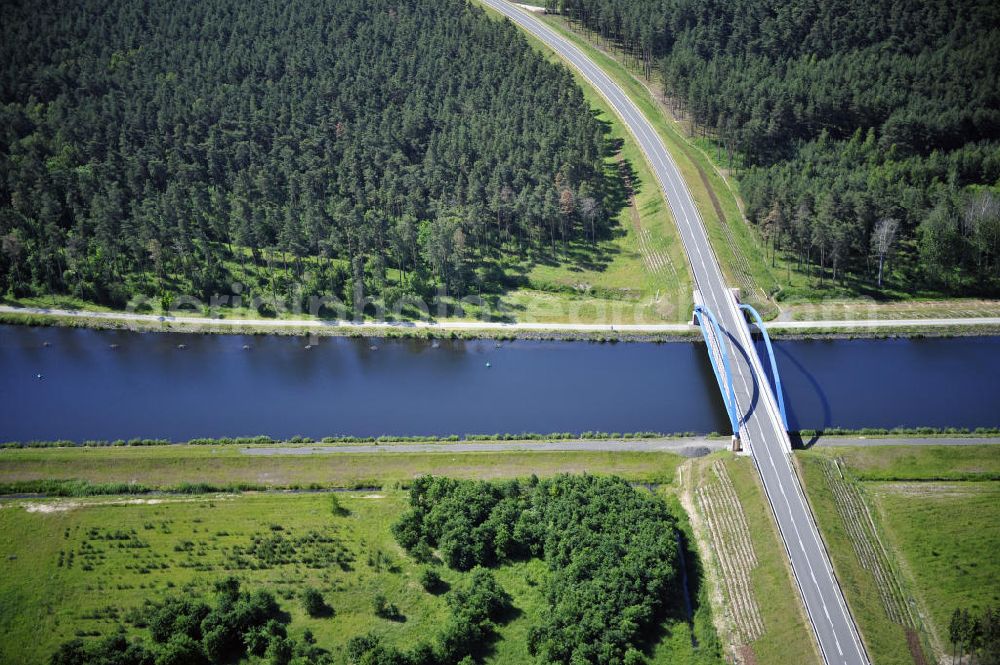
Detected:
[872,482,1000,655]
[0,484,723,664]
[0,492,465,664]
[809,444,1000,482]
[0,445,683,489]
[797,445,1000,663]
[0,439,841,665]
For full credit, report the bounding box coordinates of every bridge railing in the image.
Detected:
[738,304,789,431]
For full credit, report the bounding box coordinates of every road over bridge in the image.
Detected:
[481,2,870,663]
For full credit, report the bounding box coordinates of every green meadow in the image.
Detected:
[0,487,720,664]
[798,445,1000,663]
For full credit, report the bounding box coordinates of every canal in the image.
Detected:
[0,325,996,441]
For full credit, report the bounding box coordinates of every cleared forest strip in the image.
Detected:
[695,460,765,644]
[822,460,915,628]
[615,155,676,277]
[533,13,779,314]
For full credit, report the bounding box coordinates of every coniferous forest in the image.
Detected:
[552,0,1000,294]
[0,0,609,311]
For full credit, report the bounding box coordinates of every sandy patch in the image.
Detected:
[23,502,80,513]
[677,461,737,654]
[872,482,996,499]
[361,494,385,499]
[16,495,233,513]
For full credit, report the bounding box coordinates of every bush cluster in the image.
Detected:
[390,474,685,664]
[50,577,333,664]
[301,587,332,618]
[349,567,512,665]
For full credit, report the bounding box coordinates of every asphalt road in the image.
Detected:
[480,3,870,662]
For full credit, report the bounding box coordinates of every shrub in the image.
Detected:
[419,567,445,594]
[410,541,435,564]
[301,587,330,617]
[623,648,646,665]
[372,593,401,620]
[391,512,423,551]
[50,635,151,665]
[346,634,380,662]
[447,567,512,624]
[244,619,287,657]
[147,597,210,643]
[264,636,293,665]
[153,634,208,665]
[330,494,349,516]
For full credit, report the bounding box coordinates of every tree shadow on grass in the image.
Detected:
[636,525,712,658]
[528,239,620,275]
[468,603,524,662]
[309,603,335,619]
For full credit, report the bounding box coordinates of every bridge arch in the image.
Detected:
[739,304,789,431]
[693,305,740,438]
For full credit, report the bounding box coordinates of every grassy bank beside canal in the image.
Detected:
[5,428,999,450]
[5,307,1000,343]
[0,445,684,492]
[0,309,701,342]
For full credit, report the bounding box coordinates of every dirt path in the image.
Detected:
[5,304,999,334]
[231,436,1000,456]
[238,438,727,456]
[0,304,692,333]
